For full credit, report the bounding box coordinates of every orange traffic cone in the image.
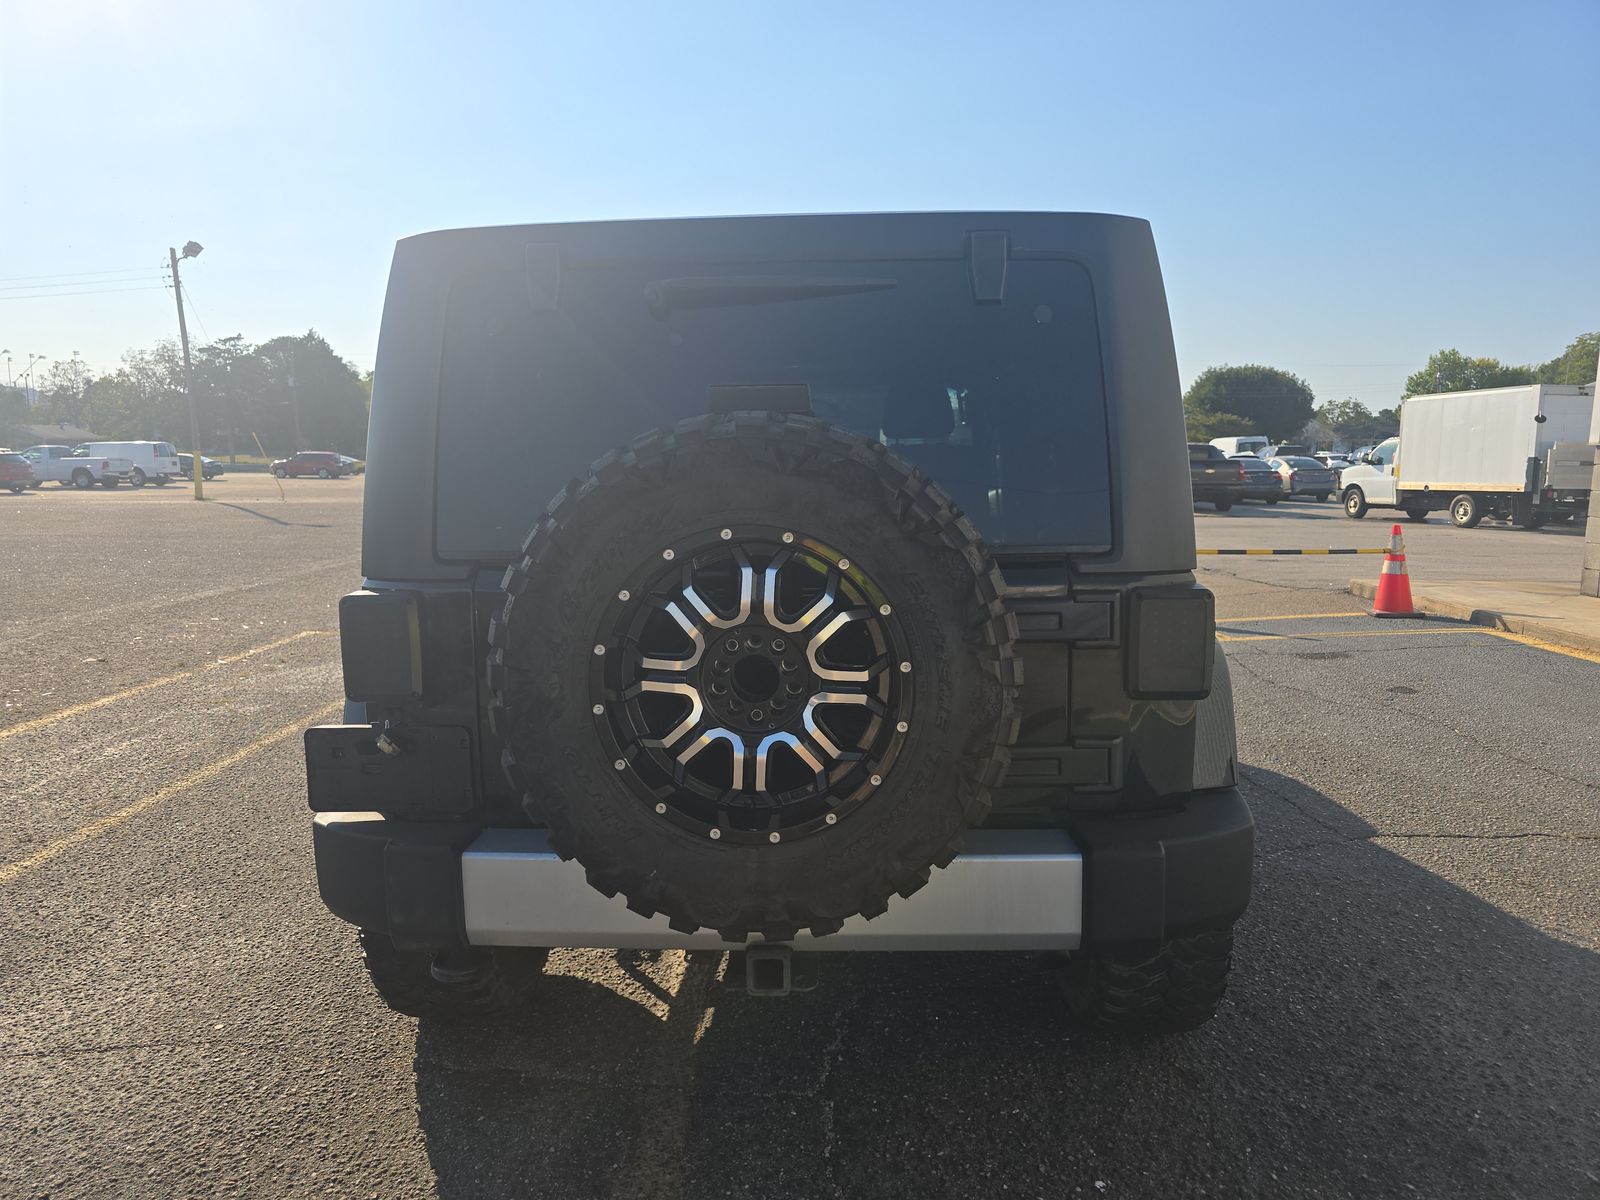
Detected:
[1371,524,1419,618]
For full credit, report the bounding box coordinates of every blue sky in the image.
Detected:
[1,0,1596,406]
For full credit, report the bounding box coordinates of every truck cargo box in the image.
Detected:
[1397,384,1593,495]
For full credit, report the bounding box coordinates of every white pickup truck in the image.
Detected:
[20,444,135,489]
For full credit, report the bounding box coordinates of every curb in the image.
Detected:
[1347,578,1600,657]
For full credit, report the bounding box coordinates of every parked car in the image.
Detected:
[74,440,180,487]
[1189,442,1247,511]
[178,453,225,480]
[337,455,365,475]
[22,444,135,488]
[271,451,350,479]
[1267,455,1337,501]
[1230,453,1283,504]
[0,452,33,493]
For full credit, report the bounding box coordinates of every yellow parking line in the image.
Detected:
[0,702,341,885]
[1482,628,1600,666]
[1215,611,1367,622]
[1219,628,1482,643]
[0,630,335,743]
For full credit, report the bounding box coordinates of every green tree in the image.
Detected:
[255,331,368,457]
[0,386,31,447]
[1183,397,1249,442]
[1184,365,1315,438]
[1536,332,1599,385]
[1403,349,1536,397]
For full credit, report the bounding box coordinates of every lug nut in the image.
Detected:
[786,682,804,695]
[711,682,728,696]
[781,659,798,673]
[724,637,740,653]
[713,660,730,674]
[771,638,785,652]
[750,709,764,722]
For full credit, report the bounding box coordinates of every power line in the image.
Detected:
[0,264,160,283]
[0,273,162,293]
[175,276,213,342]
[0,284,166,301]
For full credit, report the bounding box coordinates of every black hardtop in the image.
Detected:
[363,211,1194,581]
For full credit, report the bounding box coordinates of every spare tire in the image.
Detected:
[488,412,1020,942]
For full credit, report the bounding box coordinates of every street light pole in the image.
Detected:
[169,242,205,501]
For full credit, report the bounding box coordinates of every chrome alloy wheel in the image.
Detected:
[591,526,911,844]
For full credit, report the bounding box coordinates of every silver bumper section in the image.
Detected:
[462,828,1084,951]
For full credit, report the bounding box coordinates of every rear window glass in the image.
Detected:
[435,257,1112,559]
[0,453,25,465]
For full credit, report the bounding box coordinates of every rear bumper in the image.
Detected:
[312,788,1251,952]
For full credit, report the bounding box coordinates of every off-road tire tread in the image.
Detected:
[487,412,1020,942]
[1065,929,1234,1034]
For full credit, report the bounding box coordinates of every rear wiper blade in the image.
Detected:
[644,275,896,314]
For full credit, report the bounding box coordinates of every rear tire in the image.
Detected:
[1450,493,1483,528]
[1213,498,1234,512]
[274,466,288,479]
[1061,928,1235,1034]
[101,477,120,489]
[357,930,547,1020]
[72,470,93,490]
[1264,496,1280,505]
[1404,508,1429,522]
[1314,492,1331,502]
[317,467,331,479]
[1342,488,1368,518]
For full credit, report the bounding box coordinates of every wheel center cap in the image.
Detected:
[702,623,805,731]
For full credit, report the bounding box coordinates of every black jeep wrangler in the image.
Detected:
[307,212,1252,1032]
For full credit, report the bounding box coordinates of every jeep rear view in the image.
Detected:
[306,212,1253,1032]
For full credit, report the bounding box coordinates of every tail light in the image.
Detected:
[1235,465,1246,482]
[100,460,109,470]
[1290,471,1298,487]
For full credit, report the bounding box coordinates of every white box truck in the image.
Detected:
[1338,383,1594,529]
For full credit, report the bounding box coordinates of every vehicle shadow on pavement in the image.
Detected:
[213,502,332,529]
[411,768,1600,1200]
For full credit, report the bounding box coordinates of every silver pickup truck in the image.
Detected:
[20,445,135,489]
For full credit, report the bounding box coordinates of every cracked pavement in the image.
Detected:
[2,487,1598,1198]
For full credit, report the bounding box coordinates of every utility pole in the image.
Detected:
[169,242,205,500]
[1583,357,1600,598]
[288,368,303,452]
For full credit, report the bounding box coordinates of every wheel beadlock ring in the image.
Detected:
[590,525,910,845]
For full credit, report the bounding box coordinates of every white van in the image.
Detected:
[75,441,181,487]
[1209,435,1270,458]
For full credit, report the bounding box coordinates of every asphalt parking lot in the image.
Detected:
[3,484,1598,1199]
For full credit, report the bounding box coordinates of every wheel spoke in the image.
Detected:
[682,560,753,629]
[639,600,706,671]
[801,691,872,760]
[763,553,837,634]
[676,726,746,790]
[754,731,823,792]
[806,610,874,682]
[635,679,702,749]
